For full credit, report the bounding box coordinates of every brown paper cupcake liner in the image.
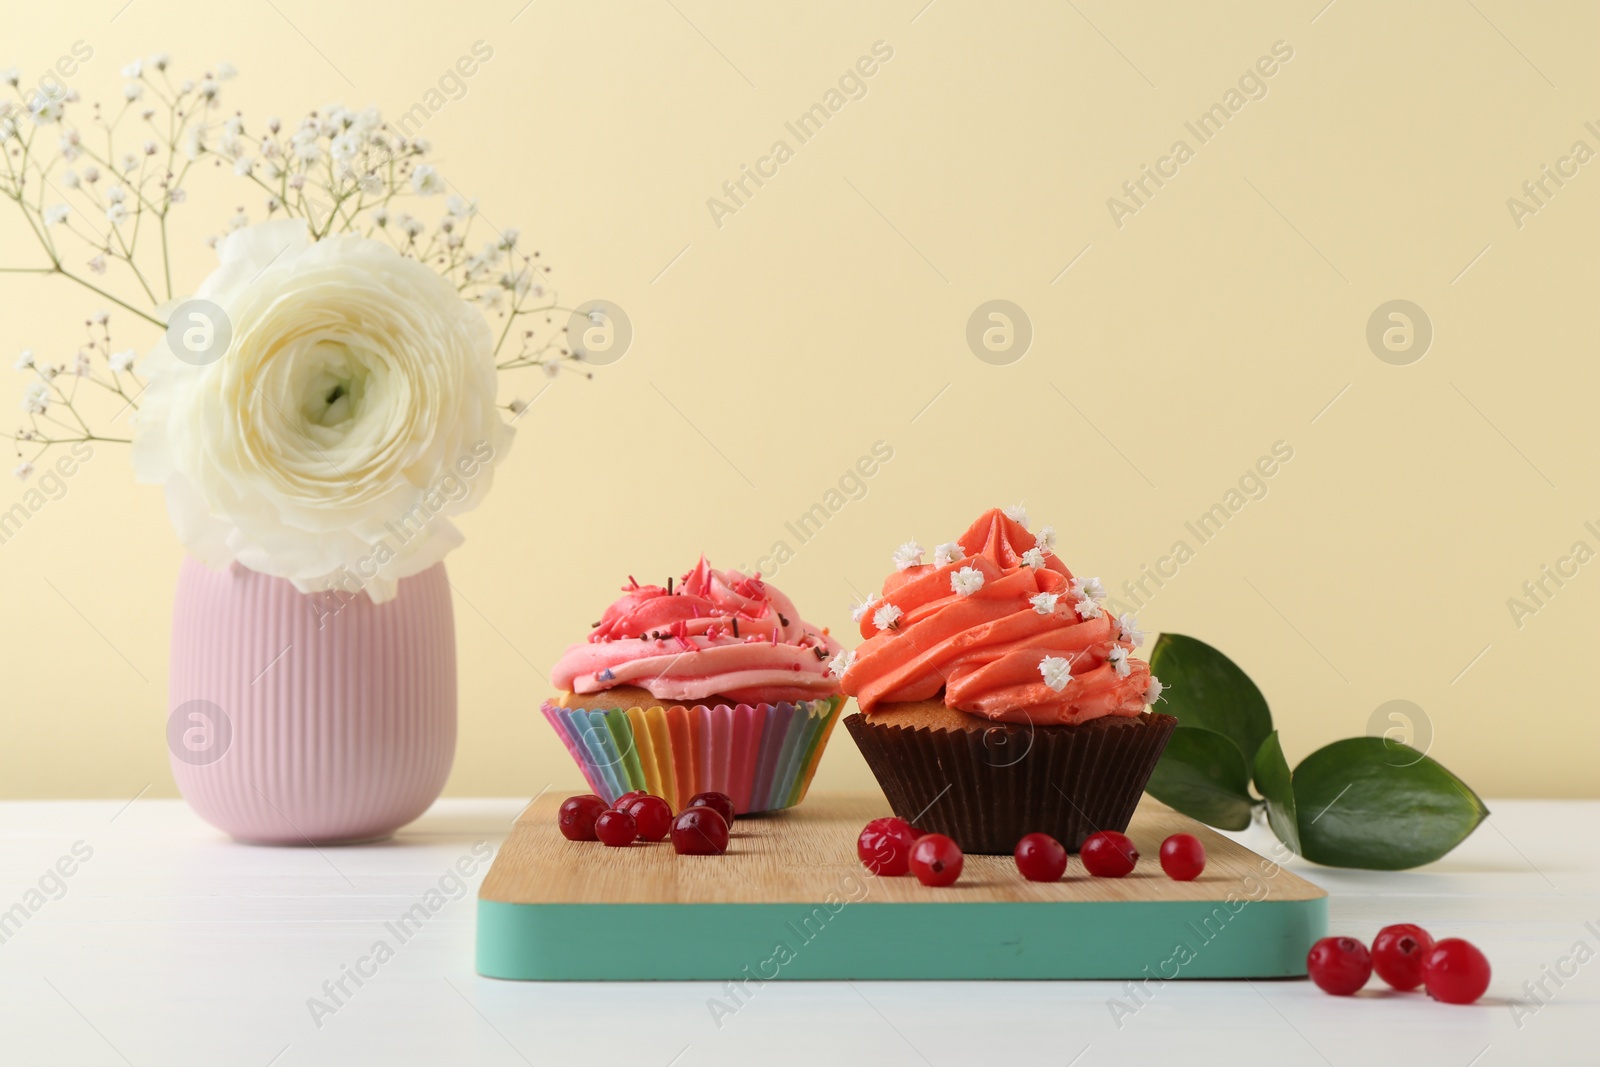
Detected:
[844,710,1177,854]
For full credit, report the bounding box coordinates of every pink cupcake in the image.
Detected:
[543,557,845,814]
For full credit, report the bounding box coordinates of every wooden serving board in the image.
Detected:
[476,793,1326,981]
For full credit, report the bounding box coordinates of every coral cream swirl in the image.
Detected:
[552,557,842,706]
[838,509,1157,725]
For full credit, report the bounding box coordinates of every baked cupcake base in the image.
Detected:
[543,685,844,816]
[845,700,1176,854]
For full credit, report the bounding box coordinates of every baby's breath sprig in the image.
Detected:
[196,105,583,378]
[3,57,572,480]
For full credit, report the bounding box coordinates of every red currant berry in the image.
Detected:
[1080,831,1139,877]
[1014,833,1068,882]
[622,795,673,842]
[1158,833,1206,881]
[908,834,964,887]
[672,806,730,855]
[686,791,736,825]
[1307,936,1372,995]
[557,794,606,841]
[858,817,920,876]
[594,808,637,847]
[1371,923,1435,991]
[1423,938,1491,1004]
[614,789,650,809]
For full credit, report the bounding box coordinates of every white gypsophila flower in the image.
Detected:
[81,165,99,183]
[1003,504,1029,528]
[106,186,126,204]
[411,164,445,196]
[1035,525,1056,553]
[0,68,18,87]
[1030,591,1059,616]
[15,350,35,370]
[933,541,962,567]
[123,82,143,102]
[87,254,106,274]
[891,540,923,570]
[29,96,64,125]
[13,461,34,481]
[1117,613,1144,648]
[1039,655,1073,692]
[227,210,248,232]
[1074,596,1103,620]
[150,53,170,71]
[0,117,17,143]
[217,61,238,80]
[828,650,856,679]
[91,310,109,326]
[44,204,69,226]
[478,287,505,311]
[199,80,220,101]
[1145,676,1165,704]
[109,350,136,372]
[872,602,903,630]
[169,188,187,205]
[233,157,253,176]
[1108,645,1131,678]
[62,168,80,189]
[106,202,128,225]
[23,382,50,413]
[1020,547,1046,570]
[132,220,512,602]
[122,60,143,78]
[330,132,360,162]
[851,592,879,623]
[950,566,985,597]
[72,352,92,377]
[447,195,475,218]
[541,362,559,379]
[1071,576,1105,601]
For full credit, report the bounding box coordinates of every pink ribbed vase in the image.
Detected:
[168,557,457,845]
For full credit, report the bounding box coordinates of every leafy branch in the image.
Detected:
[1144,633,1488,870]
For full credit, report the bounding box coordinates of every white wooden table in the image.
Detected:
[0,798,1592,1066]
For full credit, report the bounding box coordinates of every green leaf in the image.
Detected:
[1293,738,1489,870]
[1148,634,1274,771]
[1145,725,1255,831]
[1252,730,1300,855]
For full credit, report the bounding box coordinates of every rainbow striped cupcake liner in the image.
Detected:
[541,694,844,815]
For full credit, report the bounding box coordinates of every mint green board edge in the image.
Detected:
[477,896,1326,980]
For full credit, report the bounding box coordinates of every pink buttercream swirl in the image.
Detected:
[552,557,843,706]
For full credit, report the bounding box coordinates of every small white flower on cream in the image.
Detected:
[851,593,879,623]
[411,164,445,196]
[1108,645,1131,677]
[44,204,69,225]
[1036,525,1057,553]
[1020,547,1046,570]
[23,382,50,413]
[828,650,856,678]
[933,541,963,567]
[1071,576,1105,601]
[873,603,903,630]
[13,461,34,481]
[1030,591,1059,615]
[106,202,128,226]
[951,567,985,597]
[1145,676,1165,704]
[1117,613,1145,648]
[1004,504,1029,528]
[891,541,924,570]
[1039,655,1073,692]
[15,349,35,370]
[109,350,136,373]
[1075,596,1104,620]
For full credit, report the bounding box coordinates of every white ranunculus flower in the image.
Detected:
[133,219,512,602]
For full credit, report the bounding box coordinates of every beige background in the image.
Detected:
[2,0,1595,801]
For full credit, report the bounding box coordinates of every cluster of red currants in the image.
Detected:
[558,790,736,855]
[1307,925,1490,1004]
[856,819,1208,887]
